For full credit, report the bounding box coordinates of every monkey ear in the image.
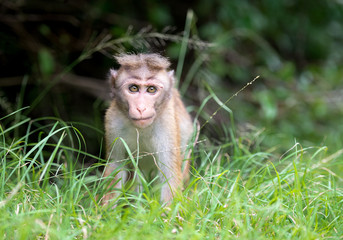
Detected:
[109,69,118,87]
[167,70,175,85]
[109,69,118,98]
[167,70,174,78]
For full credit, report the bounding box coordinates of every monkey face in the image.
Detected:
[124,82,162,128]
[113,69,173,128]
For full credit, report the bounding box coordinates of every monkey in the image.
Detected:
[102,53,194,206]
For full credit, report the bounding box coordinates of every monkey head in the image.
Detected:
[109,54,174,128]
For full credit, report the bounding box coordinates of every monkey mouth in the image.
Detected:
[131,116,155,128]
[131,116,154,121]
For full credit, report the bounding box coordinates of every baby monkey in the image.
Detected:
[103,53,193,206]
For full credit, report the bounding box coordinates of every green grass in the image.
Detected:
[0,109,342,240]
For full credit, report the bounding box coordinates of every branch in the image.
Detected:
[0,74,110,101]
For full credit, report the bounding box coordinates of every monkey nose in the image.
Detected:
[137,107,146,114]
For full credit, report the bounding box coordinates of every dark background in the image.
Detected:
[1,0,343,154]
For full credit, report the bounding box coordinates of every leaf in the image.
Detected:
[38,48,55,77]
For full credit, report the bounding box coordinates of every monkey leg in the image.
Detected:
[102,163,128,206]
[156,151,182,204]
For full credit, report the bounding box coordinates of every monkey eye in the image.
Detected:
[129,85,139,92]
[147,86,157,93]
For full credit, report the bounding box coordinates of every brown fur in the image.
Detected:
[115,53,171,71]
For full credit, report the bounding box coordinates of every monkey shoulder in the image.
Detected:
[171,88,193,144]
[170,88,192,123]
[105,102,131,133]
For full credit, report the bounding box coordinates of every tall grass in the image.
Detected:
[0,105,342,239]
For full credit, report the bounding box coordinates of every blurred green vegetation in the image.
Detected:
[1,0,343,153]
